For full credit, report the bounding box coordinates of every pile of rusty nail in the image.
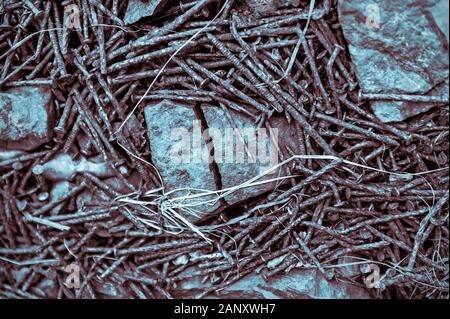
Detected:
[0,0,449,299]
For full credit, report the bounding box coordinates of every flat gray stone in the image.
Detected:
[371,79,449,122]
[124,0,167,25]
[144,100,219,222]
[338,0,449,122]
[430,0,449,44]
[202,106,285,206]
[337,255,362,279]
[0,86,54,150]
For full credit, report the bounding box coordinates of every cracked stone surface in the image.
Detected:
[0,86,54,151]
[124,0,167,25]
[202,105,284,206]
[338,0,449,122]
[145,101,292,221]
[144,100,219,222]
[372,78,449,122]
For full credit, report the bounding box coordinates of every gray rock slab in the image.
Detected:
[202,106,286,206]
[124,0,167,25]
[338,0,449,122]
[371,78,449,122]
[0,86,54,151]
[144,100,220,222]
[244,0,278,15]
[430,0,449,44]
